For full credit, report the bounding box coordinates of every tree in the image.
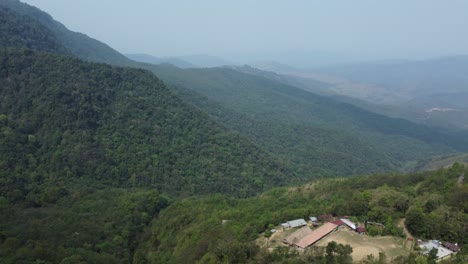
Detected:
[325,241,353,264]
[406,207,426,236]
[336,243,353,264]
[427,248,438,264]
[326,241,338,264]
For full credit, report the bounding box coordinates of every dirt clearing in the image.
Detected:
[316,229,410,261]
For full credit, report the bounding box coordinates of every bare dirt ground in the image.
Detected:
[398,218,416,250]
[315,229,410,262]
[256,228,296,251]
[257,226,411,261]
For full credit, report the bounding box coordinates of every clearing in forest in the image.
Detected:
[315,229,410,261]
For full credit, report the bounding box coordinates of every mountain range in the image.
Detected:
[127,53,234,68]
[251,58,468,130]
[0,0,466,263]
[2,0,468,187]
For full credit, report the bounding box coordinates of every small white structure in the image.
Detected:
[340,218,357,230]
[420,240,455,260]
[270,229,277,233]
[309,216,318,223]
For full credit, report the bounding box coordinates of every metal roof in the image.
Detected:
[310,217,318,222]
[421,241,454,259]
[288,219,307,228]
[340,218,357,230]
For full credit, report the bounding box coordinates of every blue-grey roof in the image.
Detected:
[421,241,454,259]
[288,219,307,228]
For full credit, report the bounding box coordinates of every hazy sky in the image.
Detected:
[22,0,468,66]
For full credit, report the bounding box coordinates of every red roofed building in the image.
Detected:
[356,227,366,235]
[295,222,338,249]
[443,242,460,252]
[318,214,334,222]
[331,219,345,226]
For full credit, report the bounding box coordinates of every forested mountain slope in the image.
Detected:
[0,0,133,65]
[3,0,468,178]
[0,1,467,263]
[140,164,468,263]
[1,151,466,263]
[0,4,299,262]
[0,7,68,54]
[0,49,295,198]
[145,64,468,177]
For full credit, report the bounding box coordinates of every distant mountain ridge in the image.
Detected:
[244,57,468,130]
[313,55,468,99]
[126,53,196,68]
[176,54,234,68]
[127,53,235,68]
[310,56,468,130]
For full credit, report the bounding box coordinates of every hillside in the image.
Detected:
[144,64,468,178]
[251,58,468,130]
[0,7,68,54]
[2,151,466,263]
[0,49,296,197]
[0,1,467,263]
[240,63,468,130]
[0,0,133,65]
[139,164,468,263]
[0,50,297,263]
[0,4,300,262]
[414,153,468,172]
[3,0,468,178]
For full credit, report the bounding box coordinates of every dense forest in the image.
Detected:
[0,1,467,263]
[3,0,468,179]
[0,48,291,262]
[0,49,295,198]
[146,64,468,177]
[0,7,68,54]
[2,162,465,263]
[141,164,467,264]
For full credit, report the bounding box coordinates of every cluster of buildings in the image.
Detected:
[419,240,460,261]
[271,216,462,261]
[277,215,366,250]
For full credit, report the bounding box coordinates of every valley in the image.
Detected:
[250,58,468,130]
